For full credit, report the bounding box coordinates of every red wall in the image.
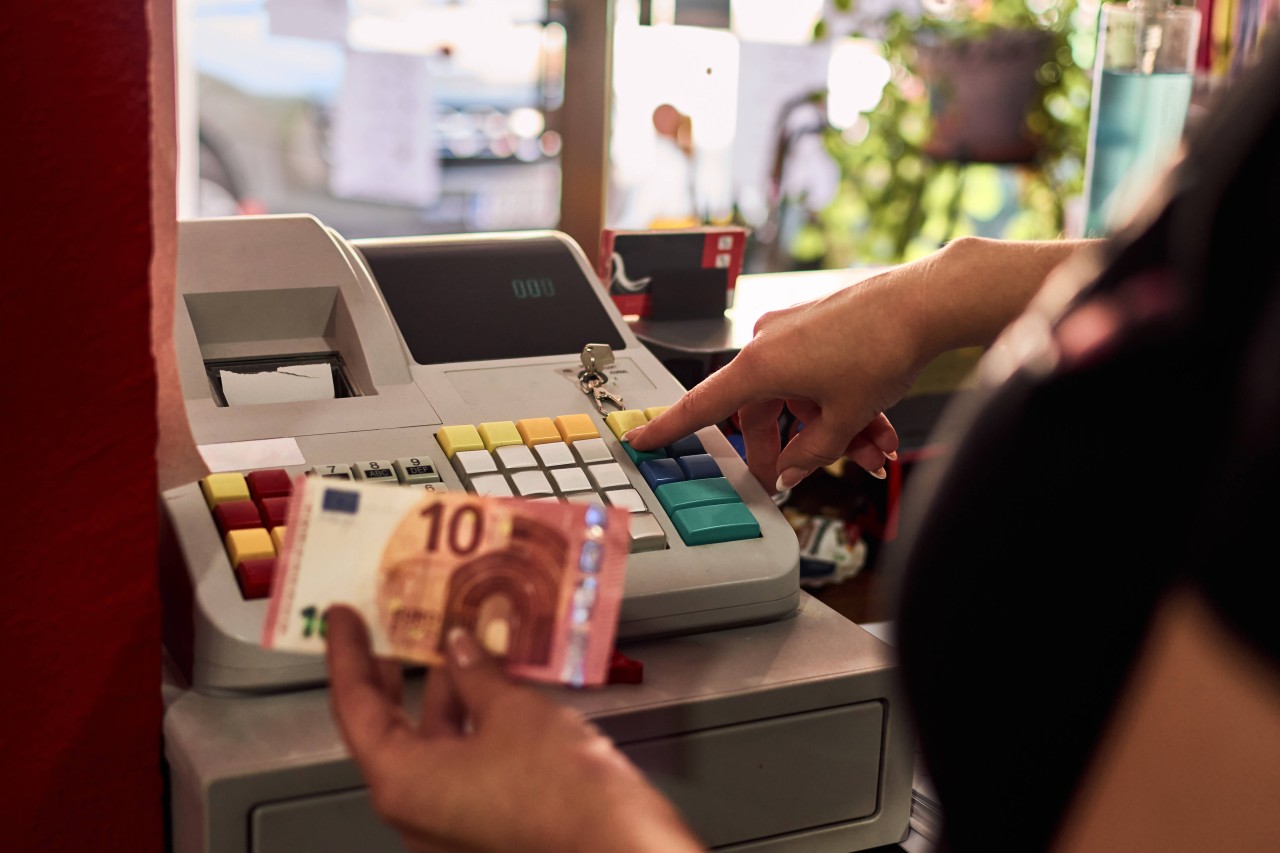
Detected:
[0,4,162,851]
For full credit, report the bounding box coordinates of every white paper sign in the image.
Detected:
[733,41,833,204]
[198,438,308,473]
[266,0,350,42]
[329,49,440,207]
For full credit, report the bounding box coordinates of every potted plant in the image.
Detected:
[791,0,1096,268]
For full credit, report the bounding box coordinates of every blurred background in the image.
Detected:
[182,0,1268,272]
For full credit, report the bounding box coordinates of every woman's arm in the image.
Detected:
[628,237,1097,493]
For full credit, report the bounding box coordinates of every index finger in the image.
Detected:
[627,360,759,450]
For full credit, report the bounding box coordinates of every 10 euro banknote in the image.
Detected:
[263,476,631,686]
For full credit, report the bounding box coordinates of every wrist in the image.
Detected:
[915,236,1088,356]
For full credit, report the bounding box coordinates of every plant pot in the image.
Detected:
[914,28,1053,164]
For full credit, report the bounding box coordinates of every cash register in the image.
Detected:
[161,214,913,852]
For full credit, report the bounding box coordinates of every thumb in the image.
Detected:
[442,626,523,724]
[774,416,855,489]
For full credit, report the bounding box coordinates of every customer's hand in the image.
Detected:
[325,605,704,853]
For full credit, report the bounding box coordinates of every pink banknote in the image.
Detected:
[263,476,631,686]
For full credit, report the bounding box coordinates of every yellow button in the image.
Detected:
[437,425,485,458]
[554,413,600,444]
[271,526,287,552]
[201,472,250,510]
[478,421,523,452]
[516,417,561,446]
[643,406,671,420]
[226,528,276,565]
[605,409,649,440]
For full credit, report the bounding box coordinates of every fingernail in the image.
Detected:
[447,626,480,668]
[869,466,887,480]
[776,467,809,492]
[885,450,898,462]
[621,427,643,443]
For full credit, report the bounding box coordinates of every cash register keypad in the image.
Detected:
[437,410,761,554]
[197,408,760,602]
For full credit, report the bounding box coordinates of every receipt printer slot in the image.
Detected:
[204,353,358,407]
[183,284,379,405]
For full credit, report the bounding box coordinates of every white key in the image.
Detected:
[454,449,497,478]
[510,469,555,497]
[572,438,612,465]
[470,474,513,497]
[606,489,648,513]
[534,442,576,469]
[495,444,538,472]
[586,462,630,490]
[566,491,606,506]
[550,466,592,495]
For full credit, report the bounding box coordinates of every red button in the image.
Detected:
[258,496,290,529]
[235,558,276,599]
[213,500,264,536]
[606,649,644,684]
[247,468,293,503]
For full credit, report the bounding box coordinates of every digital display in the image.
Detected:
[357,237,625,365]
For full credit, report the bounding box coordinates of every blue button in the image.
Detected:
[640,458,685,490]
[666,434,705,457]
[677,453,721,480]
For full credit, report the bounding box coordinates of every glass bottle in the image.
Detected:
[1082,0,1202,237]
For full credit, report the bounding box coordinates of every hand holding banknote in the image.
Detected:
[265,478,631,686]
[325,606,706,853]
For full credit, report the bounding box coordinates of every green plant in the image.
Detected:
[793,0,1096,267]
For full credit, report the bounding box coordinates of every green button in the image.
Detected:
[655,477,739,515]
[672,502,761,546]
[621,441,667,465]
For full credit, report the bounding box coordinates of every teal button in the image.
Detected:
[672,502,761,546]
[655,477,739,515]
[621,441,667,465]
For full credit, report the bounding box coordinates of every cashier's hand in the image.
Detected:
[626,274,918,495]
[324,605,705,853]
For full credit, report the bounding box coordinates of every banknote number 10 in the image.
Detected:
[420,503,484,555]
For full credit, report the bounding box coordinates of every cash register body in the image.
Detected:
[162,214,800,693]
[161,214,913,852]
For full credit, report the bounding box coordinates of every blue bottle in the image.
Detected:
[1082,0,1201,237]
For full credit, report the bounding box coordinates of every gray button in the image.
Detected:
[628,513,667,552]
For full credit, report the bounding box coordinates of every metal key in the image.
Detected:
[584,375,624,415]
[580,343,616,377]
[578,344,624,414]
